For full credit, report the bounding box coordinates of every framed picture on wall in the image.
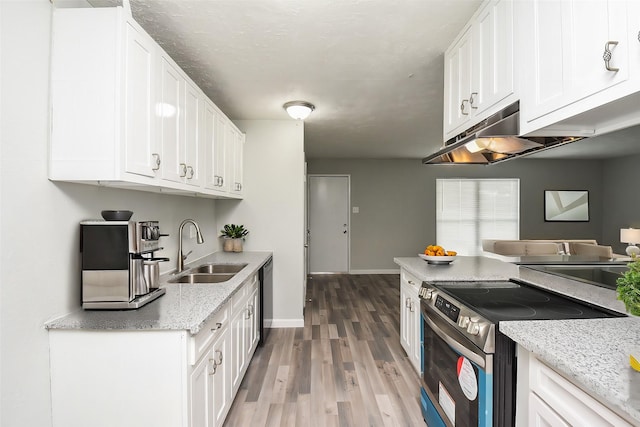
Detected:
[544,190,589,222]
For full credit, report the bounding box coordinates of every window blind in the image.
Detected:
[436,179,519,256]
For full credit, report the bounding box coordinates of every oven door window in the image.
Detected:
[422,312,493,427]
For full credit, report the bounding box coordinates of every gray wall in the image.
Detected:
[602,154,640,255]
[307,158,604,271]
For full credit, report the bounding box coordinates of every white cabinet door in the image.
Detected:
[184,80,203,187]
[528,393,571,427]
[159,56,184,183]
[444,25,473,136]
[231,131,244,196]
[215,113,230,192]
[246,286,259,356]
[210,329,230,427]
[399,282,411,357]
[123,21,157,178]
[522,0,629,123]
[409,294,421,373]
[230,306,246,393]
[190,349,214,427]
[473,0,514,116]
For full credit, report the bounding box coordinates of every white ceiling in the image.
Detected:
[77,0,640,161]
[108,0,483,159]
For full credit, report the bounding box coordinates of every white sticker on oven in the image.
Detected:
[438,382,455,424]
[457,356,478,401]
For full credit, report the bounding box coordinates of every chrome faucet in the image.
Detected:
[177,219,205,273]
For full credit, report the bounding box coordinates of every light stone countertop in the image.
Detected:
[394,255,520,282]
[45,251,272,335]
[500,318,640,425]
[396,255,639,424]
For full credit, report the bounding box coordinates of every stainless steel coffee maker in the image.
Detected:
[80,220,169,309]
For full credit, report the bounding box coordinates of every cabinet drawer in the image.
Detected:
[529,356,632,427]
[401,269,421,290]
[232,273,257,313]
[190,306,228,365]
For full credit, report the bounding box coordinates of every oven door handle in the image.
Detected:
[423,311,487,369]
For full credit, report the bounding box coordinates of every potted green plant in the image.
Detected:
[616,259,640,316]
[220,224,249,252]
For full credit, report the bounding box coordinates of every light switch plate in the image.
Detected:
[352,207,360,213]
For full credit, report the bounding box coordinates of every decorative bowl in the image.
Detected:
[101,210,133,221]
[418,253,455,265]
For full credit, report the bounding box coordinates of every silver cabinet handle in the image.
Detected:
[603,41,619,72]
[187,166,194,179]
[151,153,161,171]
[245,307,251,320]
[208,358,217,375]
[405,297,411,308]
[214,350,223,365]
[179,163,187,177]
[469,92,478,109]
[637,31,639,43]
[409,301,415,313]
[408,280,415,285]
[460,99,469,115]
[210,322,222,332]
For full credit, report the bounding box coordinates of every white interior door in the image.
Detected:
[308,175,350,273]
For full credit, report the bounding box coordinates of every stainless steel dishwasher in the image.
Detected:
[258,256,272,346]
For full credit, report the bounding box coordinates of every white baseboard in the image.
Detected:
[349,269,400,274]
[264,318,304,328]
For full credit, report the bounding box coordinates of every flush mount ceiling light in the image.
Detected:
[283,101,315,120]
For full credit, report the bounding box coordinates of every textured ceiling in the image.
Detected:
[117,0,482,159]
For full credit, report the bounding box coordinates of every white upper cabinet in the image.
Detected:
[443,0,515,141]
[520,0,629,128]
[519,0,640,136]
[49,6,242,199]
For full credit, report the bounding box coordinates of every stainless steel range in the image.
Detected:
[418,279,624,427]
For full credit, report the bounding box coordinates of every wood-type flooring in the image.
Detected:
[223,274,424,427]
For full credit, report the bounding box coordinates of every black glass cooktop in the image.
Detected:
[525,265,627,290]
[433,280,625,323]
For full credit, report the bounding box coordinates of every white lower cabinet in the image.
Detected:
[516,347,633,427]
[399,269,422,374]
[230,274,259,393]
[190,325,229,427]
[48,274,260,427]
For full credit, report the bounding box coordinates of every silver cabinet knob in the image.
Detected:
[210,322,222,332]
[179,163,187,177]
[187,166,194,179]
[214,350,223,365]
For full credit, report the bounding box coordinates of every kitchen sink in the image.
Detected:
[191,263,247,274]
[169,273,236,284]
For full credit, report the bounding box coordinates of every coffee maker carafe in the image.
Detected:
[80,220,168,309]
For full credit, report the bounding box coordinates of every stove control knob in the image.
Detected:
[420,288,435,300]
[467,318,481,336]
[458,315,470,328]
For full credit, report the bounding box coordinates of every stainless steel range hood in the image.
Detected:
[423,102,585,165]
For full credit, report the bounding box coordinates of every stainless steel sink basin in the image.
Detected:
[191,263,247,274]
[169,273,235,284]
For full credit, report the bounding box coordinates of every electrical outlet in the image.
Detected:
[352,206,360,213]
[189,224,196,238]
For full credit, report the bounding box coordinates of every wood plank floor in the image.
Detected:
[223,274,424,426]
